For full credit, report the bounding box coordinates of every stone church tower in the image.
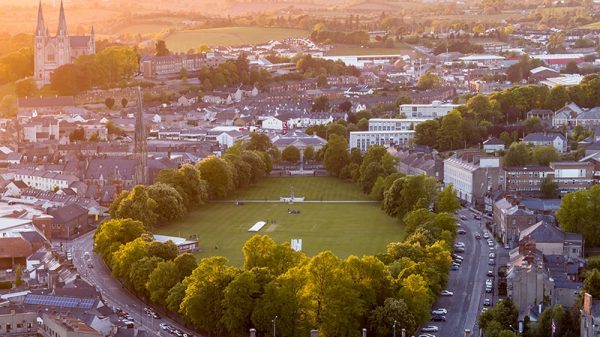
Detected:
[34,0,95,85]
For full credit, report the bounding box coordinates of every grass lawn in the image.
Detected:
[232,176,371,201]
[326,43,416,56]
[165,27,309,51]
[156,202,402,266]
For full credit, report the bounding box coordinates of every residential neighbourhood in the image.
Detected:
[1,0,600,337]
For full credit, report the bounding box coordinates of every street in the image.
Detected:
[423,208,508,337]
[68,231,198,337]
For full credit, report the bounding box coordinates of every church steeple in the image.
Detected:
[35,0,46,36]
[57,0,68,36]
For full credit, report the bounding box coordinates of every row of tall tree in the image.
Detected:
[50,46,139,95]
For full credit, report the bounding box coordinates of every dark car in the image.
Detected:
[483,298,492,306]
[431,315,446,322]
[487,270,494,277]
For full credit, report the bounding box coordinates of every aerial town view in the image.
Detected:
[1,0,600,336]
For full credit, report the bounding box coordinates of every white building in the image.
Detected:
[367,118,428,131]
[443,152,502,207]
[318,54,409,68]
[12,170,78,191]
[349,130,414,152]
[399,101,459,119]
[261,116,285,131]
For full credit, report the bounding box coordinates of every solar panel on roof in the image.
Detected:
[24,294,95,310]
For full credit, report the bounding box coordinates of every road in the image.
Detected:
[421,208,505,337]
[68,231,198,337]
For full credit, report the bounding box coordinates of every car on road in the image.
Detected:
[486,279,493,287]
[441,290,454,296]
[160,323,170,331]
[460,215,467,220]
[451,265,459,271]
[489,247,495,253]
[487,240,494,247]
[454,247,465,253]
[488,259,496,266]
[431,315,446,322]
[173,330,184,337]
[475,233,481,239]
[504,243,510,249]
[483,232,490,239]
[489,253,496,259]
[484,298,492,306]
[432,308,448,315]
[452,254,464,260]
[487,270,494,277]
[481,307,488,313]
[486,287,493,293]
[474,215,482,220]
[457,229,466,235]
[182,334,194,337]
[421,326,439,333]
[419,334,436,337]
[455,242,465,247]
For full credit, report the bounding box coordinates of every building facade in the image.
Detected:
[34,1,95,85]
[503,166,554,196]
[0,307,38,337]
[443,152,502,208]
[399,101,459,119]
[549,161,594,195]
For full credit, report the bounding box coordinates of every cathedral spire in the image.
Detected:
[57,0,68,36]
[35,0,46,36]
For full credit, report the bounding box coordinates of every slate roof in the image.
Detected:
[18,96,75,108]
[0,237,33,258]
[519,221,565,243]
[483,137,505,146]
[523,132,566,142]
[48,204,88,223]
[577,107,600,121]
[19,231,47,244]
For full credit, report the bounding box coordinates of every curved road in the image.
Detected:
[70,231,198,337]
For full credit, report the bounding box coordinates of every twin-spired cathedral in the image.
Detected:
[34,0,96,85]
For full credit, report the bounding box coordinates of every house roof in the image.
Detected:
[519,221,565,243]
[523,132,566,142]
[0,237,33,258]
[48,204,88,223]
[483,137,505,146]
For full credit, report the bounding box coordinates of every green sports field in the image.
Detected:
[232,176,371,201]
[164,27,309,51]
[156,177,403,266]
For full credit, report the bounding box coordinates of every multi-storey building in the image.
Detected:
[0,307,38,337]
[493,196,536,244]
[399,101,459,119]
[581,293,600,337]
[349,118,427,152]
[40,313,101,337]
[141,52,226,79]
[503,166,554,196]
[13,169,78,191]
[549,161,594,194]
[443,152,503,208]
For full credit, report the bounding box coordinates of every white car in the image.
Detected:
[432,308,448,315]
[441,290,454,296]
[483,232,490,239]
[419,334,436,337]
[160,323,170,331]
[421,326,439,332]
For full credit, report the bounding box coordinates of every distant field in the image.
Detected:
[232,176,371,201]
[0,82,15,101]
[581,21,600,30]
[326,43,417,56]
[165,27,309,51]
[156,202,402,266]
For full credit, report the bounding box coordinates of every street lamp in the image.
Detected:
[393,320,397,337]
[272,316,278,337]
[509,324,517,337]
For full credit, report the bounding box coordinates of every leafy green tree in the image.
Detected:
[15,79,38,97]
[105,97,115,109]
[414,119,440,148]
[282,145,301,163]
[399,274,432,325]
[246,132,273,152]
[197,156,235,199]
[174,253,198,279]
[383,175,437,219]
[540,177,559,199]
[584,269,600,298]
[146,183,186,223]
[357,118,369,131]
[221,271,261,336]
[155,40,170,56]
[166,282,187,313]
[69,128,85,142]
[504,142,531,166]
[311,95,330,112]
[180,257,239,335]
[324,134,350,177]
[556,186,600,247]
[148,240,178,261]
[436,111,464,151]
[369,298,417,337]
[242,235,305,276]
[435,184,460,213]
[416,72,440,90]
[0,94,17,118]
[370,173,405,201]
[129,256,163,296]
[147,260,181,306]
[109,185,158,228]
[532,146,559,166]
[121,97,128,108]
[303,146,315,162]
[534,305,580,337]
[155,164,208,209]
[544,85,570,111]
[111,237,151,282]
[94,218,146,265]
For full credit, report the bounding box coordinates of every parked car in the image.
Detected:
[432,308,448,315]
[460,215,467,220]
[489,259,496,266]
[486,287,492,293]
[419,334,436,337]
[431,315,446,322]
[441,290,454,296]
[421,326,439,332]
[451,265,460,271]
[160,323,170,331]
[489,253,496,259]
[474,215,482,220]
[487,270,494,277]
[484,298,492,306]
[483,232,490,239]
[475,233,481,239]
